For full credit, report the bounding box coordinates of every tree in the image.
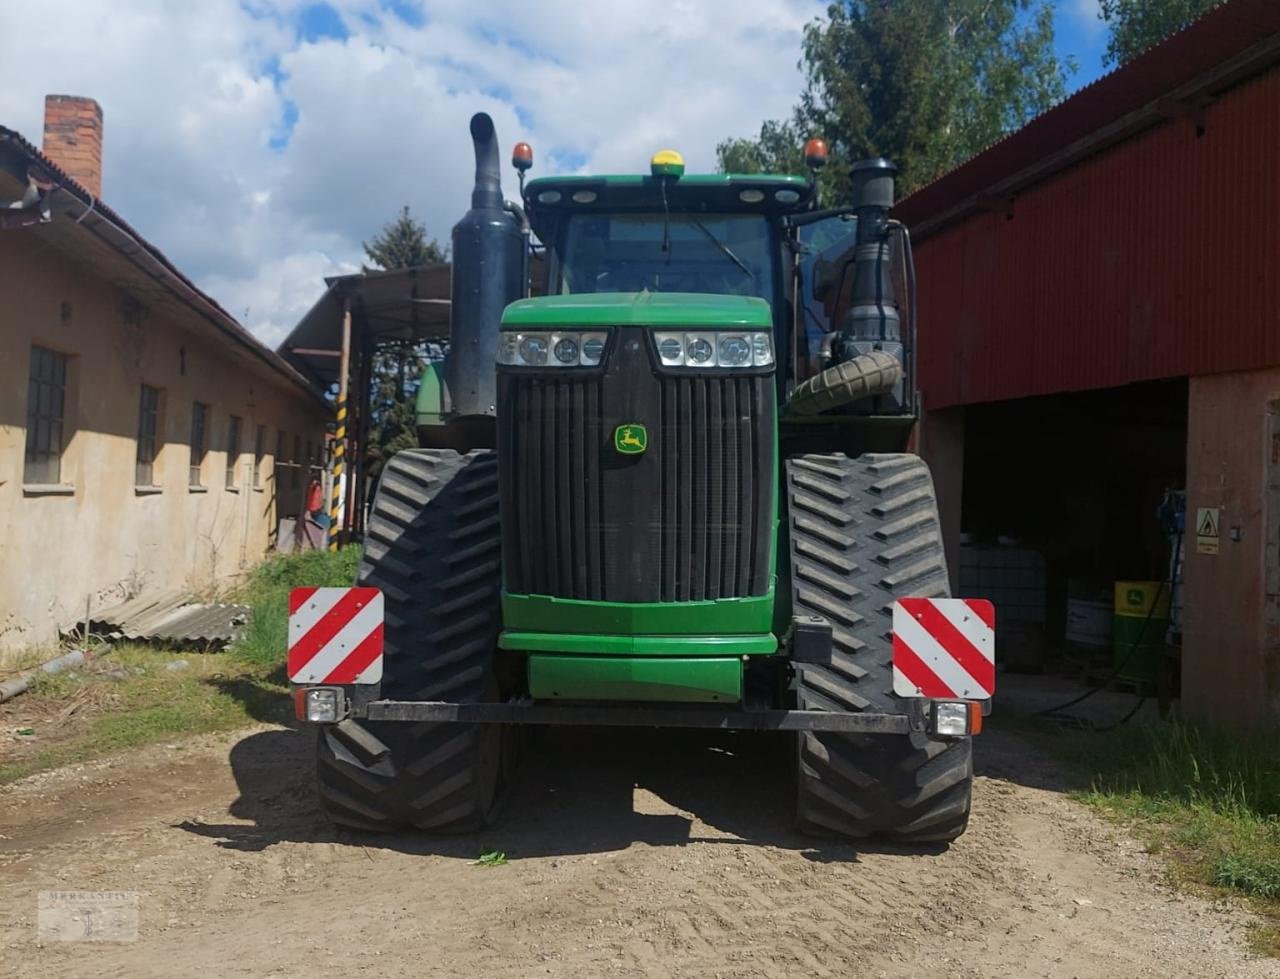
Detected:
[362,204,446,270]
[361,206,447,481]
[717,1,1071,200]
[1099,0,1223,67]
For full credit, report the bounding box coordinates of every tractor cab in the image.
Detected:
[523,165,814,307]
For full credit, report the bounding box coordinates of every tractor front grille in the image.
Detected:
[497,328,775,604]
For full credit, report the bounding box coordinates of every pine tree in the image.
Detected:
[362,205,446,270]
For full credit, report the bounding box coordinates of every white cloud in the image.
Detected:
[0,0,819,347]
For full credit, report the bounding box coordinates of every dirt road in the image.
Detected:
[0,720,1275,978]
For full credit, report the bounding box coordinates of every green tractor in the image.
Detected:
[293,113,990,843]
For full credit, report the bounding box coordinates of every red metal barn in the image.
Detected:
[892,0,1280,728]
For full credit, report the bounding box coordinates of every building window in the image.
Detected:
[292,434,302,491]
[253,424,266,489]
[190,402,209,487]
[24,346,68,485]
[306,440,315,478]
[226,415,242,489]
[136,385,162,486]
[275,430,286,486]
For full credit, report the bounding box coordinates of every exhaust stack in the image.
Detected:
[444,112,527,446]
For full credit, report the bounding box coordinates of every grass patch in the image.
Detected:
[0,644,289,785]
[1010,712,1280,954]
[0,547,361,786]
[230,546,361,667]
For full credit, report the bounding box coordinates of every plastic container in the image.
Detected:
[1065,599,1111,647]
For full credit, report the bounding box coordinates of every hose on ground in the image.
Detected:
[785,349,902,416]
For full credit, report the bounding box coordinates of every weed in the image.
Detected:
[1212,854,1280,899]
[474,850,508,867]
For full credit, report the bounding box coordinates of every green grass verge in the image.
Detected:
[0,645,290,785]
[230,545,361,667]
[0,546,361,786]
[1010,712,1280,955]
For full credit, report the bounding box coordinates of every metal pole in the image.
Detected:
[352,331,374,539]
[329,295,352,552]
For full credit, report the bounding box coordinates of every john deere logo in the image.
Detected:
[614,423,647,455]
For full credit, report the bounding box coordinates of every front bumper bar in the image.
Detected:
[359,698,918,734]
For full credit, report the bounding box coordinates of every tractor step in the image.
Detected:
[360,699,919,734]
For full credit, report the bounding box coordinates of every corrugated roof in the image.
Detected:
[0,124,325,405]
[89,590,250,648]
[911,47,1280,408]
[895,0,1280,238]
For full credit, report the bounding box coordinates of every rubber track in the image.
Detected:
[785,350,901,416]
[314,449,509,832]
[787,453,973,843]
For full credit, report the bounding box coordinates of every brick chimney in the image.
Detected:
[42,95,103,198]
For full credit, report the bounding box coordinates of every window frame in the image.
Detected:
[253,423,266,490]
[189,402,209,488]
[225,414,242,490]
[24,345,68,486]
[135,384,163,487]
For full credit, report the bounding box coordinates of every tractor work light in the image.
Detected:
[512,141,533,172]
[295,687,344,724]
[931,701,982,738]
[804,137,829,170]
[499,331,610,367]
[653,331,774,369]
[650,149,685,179]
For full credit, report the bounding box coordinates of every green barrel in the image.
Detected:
[1113,581,1169,683]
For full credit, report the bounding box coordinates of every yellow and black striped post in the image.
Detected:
[329,298,352,551]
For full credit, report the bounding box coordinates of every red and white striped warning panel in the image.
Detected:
[892,598,995,700]
[287,587,384,685]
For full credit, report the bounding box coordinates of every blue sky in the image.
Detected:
[1,0,1118,346]
[1054,0,1110,91]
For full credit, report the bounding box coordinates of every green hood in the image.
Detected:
[500,291,772,330]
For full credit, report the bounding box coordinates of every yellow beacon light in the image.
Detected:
[650,149,685,179]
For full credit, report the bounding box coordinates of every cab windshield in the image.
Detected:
[558,213,775,301]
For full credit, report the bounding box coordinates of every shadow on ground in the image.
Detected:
[177,722,954,863]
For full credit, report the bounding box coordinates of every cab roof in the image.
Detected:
[522,172,815,243]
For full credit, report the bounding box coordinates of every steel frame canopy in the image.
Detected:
[279,263,452,392]
[277,263,452,547]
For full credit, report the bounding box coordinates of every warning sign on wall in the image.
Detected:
[1196,506,1220,555]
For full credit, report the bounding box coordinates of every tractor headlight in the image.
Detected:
[718,335,752,367]
[518,335,548,365]
[657,336,684,365]
[580,333,607,365]
[653,331,774,370]
[498,331,610,367]
[553,337,579,364]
